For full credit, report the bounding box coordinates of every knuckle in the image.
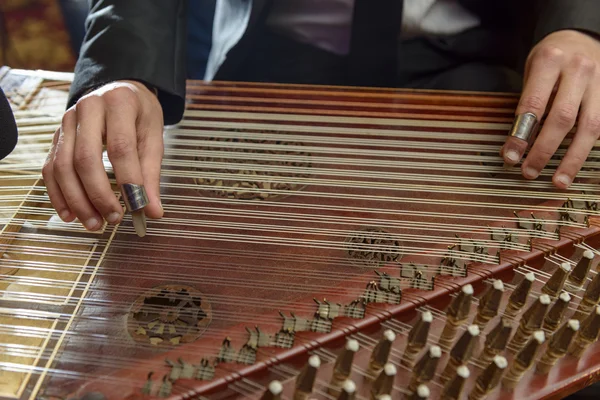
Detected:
[61,108,76,127]
[73,148,96,170]
[41,161,53,180]
[583,113,600,137]
[107,137,134,159]
[76,95,102,113]
[87,191,108,207]
[103,86,137,109]
[553,104,578,128]
[52,157,71,175]
[567,151,587,166]
[571,53,596,74]
[528,146,555,168]
[537,45,565,65]
[520,94,546,113]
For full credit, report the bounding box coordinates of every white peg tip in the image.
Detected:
[596,305,600,315]
[346,338,359,352]
[342,379,356,393]
[430,345,442,358]
[377,395,392,400]
[417,384,430,398]
[584,249,594,259]
[457,365,470,378]
[467,324,480,336]
[383,329,396,342]
[540,294,551,305]
[568,319,580,331]
[268,381,282,394]
[422,311,433,323]
[559,291,571,302]
[493,355,508,369]
[533,330,546,344]
[493,280,504,291]
[525,272,535,282]
[384,363,397,376]
[308,355,320,368]
[463,284,474,295]
[560,262,572,273]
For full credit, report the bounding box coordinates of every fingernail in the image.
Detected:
[159,200,163,211]
[59,210,70,221]
[523,166,539,179]
[556,174,571,187]
[84,217,99,230]
[505,150,520,163]
[106,212,121,224]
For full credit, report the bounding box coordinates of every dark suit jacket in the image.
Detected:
[68,0,600,125]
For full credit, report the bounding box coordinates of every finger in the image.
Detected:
[104,88,145,194]
[53,109,103,230]
[554,82,600,188]
[42,127,75,222]
[74,96,123,224]
[137,116,164,219]
[502,46,563,166]
[522,54,595,180]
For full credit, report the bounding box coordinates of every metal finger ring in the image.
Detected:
[509,112,539,143]
[121,183,149,212]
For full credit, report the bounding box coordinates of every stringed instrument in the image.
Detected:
[1,67,600,400]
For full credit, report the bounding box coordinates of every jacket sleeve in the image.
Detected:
[534,0,600,43]
[67,0,188,125]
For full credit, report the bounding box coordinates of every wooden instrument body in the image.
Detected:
[1,72,600,400]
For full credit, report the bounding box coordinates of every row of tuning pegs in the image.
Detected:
[259,248,600,399]
[259,329,510,399]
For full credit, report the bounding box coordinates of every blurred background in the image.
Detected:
[0,0,86,71]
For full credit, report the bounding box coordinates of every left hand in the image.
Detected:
[501,29,600,188]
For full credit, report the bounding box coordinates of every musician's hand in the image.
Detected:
[501,29,600,188]
[43,80,164,230]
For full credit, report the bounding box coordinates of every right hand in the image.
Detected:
[43,80,165,230]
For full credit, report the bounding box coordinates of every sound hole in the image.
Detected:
[193,132,312,200]
[346,227,403,267]
[128,285,211,346]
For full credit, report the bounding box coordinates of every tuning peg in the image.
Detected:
[336,380,356,400]
[505,272,535,318]
[408,345,442,393]
[569,305,600,357]
[329,339,359,394]
[541,262,571,298]
[569,250,595,287]
[480,318,511,364]
[407,384,430,400]
[441,365,469,400]
[261,381,283,400]
[402,311,432,367]
[537,319,579,374]
[473,280,504,330]
[509,294,551,351]
[367,330,396,378]
[440,325,479,384]
[294,355,320,400]
[503,331,545,389]
[468,356,507,400]
[371,363,396,399]
[543,291,571,332]
[574,271,600,320]
[439,285,473,348]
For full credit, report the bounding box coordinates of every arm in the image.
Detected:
[68,0,188,125]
